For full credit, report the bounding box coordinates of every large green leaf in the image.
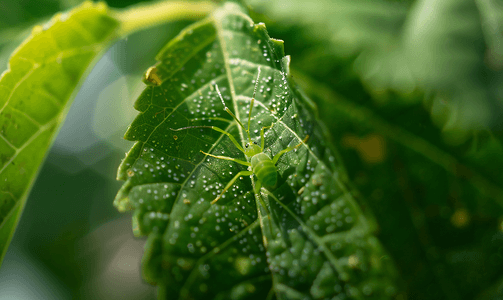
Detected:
[115,3,398,299]
[0,1,120,266]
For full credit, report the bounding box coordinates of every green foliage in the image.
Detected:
[1,0,503,299]
[248,0,503,299]
[114,3,398,298]
[0,1,119,265]
[0,0,61,29]
[249,0,503,143]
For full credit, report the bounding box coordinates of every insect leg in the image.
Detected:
[188,116,232,123]
[272,135,309,164]
[211,170,253,204]
[171,125,246,154]
[253,180,262,195]
[200,150,251,167]
[215,85,249,136]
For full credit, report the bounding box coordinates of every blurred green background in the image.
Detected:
[1,0,503,299]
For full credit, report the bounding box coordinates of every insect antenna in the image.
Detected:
[170,125,245,153]
[170,125,212,131]
[215,85,252,143]
[247,67,261,136]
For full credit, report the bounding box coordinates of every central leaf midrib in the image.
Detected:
[212,7,358,296]
[213,15,247,150]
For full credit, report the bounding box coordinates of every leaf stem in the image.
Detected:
[112,1,217,37]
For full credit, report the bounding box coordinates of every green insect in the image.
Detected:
[172,68,307,204]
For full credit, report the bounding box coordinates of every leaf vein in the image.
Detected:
[133,73,228,167]
[0,120,56,175]
[0,134,17,150]
[0,66,38,115]
[8,105,42,127]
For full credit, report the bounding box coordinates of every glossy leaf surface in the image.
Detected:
[115,3,398,299]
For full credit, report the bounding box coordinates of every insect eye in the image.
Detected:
[253,141,258,145]
[245,143,249,148]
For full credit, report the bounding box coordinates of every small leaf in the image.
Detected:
[0,1,119,265]
[116,3,399,298]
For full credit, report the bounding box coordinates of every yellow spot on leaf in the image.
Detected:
[348,254,360,269]
[342,134,387,164]
[451,208,470,228]
[297,186,305,195]
[235,257,251,275]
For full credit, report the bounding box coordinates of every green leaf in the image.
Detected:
[249,0,503,143]
[245,0,503,298]
[296,71,503,300]
[0,1,120,266]
[397,0,495,142]
[247,0,408,57]
[115,3,399,299]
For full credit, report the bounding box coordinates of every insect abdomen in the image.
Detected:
[251,153,277,187]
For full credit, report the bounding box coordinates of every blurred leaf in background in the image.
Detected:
[249,0,503,299]
[249,0,503,143]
